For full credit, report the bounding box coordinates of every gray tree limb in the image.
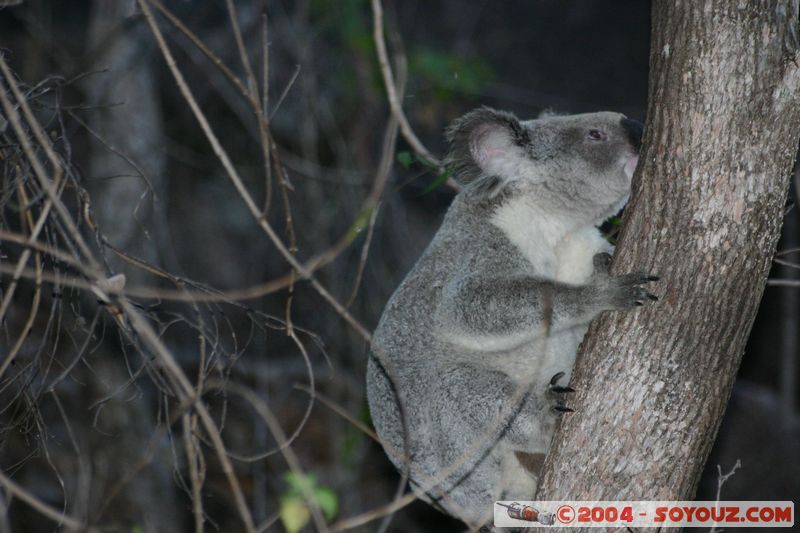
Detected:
[537,0,800,509]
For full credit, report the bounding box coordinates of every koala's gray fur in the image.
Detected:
[366,107,655,529]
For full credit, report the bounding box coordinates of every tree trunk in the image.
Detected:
[536,0,800,509]
[81,4,179,532]
[86,0,167,279]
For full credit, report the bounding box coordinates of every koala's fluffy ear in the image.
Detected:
[445,107,528,184]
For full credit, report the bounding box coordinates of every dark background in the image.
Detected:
[0,1,797,531]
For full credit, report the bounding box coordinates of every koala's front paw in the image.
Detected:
[590,253,659,309]
[608,272,660,309]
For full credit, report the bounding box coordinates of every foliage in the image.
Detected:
[408,48,493,100]
[279,472,339,533]
[396,150,453,193]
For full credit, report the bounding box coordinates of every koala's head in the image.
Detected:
[445,107,643,224]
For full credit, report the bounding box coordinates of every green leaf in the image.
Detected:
[396,151,414,169]
[422,169,453,194]
[280,471,339,527]
[313,487,339,521]
[608,216,623,226]
[284,472,316,495]
[280,496,310,533]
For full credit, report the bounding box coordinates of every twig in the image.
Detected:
[206,379,330,533]
[6,39,257,533]
[148,0,250,98]
[330,492,417,532]
[260,11,272,214]
[182,412,205,533]
[224,329,315,462]
[0,55,96,266]
[268,64,301,121]
[346,203,381,307]
[120,297,257,533]
[136,0,373,343]
[225,0,258,97]
[776,246,800,256]
[0,225,377,304]
[370,0,440,170]
[0,470,84,531]
[229,0,299,341]
[709,459,741,533]
[773,257,800,270]
[0,134,61,328]
[767,278,800,287]
[294,384,380,443]
[1,182,43,375]
[143,0,424,297]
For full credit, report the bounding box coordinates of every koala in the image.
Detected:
[366,107,657,529]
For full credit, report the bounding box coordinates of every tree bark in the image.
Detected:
[537,0,800,509]
[86,0,167,279]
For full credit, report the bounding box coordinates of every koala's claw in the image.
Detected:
[549,371,575,391]
[549,371,566,386]
[548,372,575,413]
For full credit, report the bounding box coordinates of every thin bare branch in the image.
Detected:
[767,278,800,286]
[225,0,258,97]
[206,380,330,533]
[370,0,438,169]
[0,55,97,267]
[182,412,205,533]
[120,298,257,533]
[137,0,374,344]
[330,492,416,532]
[0,183,43,376]
[0,470,84,531]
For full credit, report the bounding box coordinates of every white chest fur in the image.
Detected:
[490,198,611,283]
[554,227,613,284]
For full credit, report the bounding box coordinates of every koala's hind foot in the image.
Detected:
[592,252,660,309]
[548,371,575,413]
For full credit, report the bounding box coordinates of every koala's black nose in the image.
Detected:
[620,117,644,151]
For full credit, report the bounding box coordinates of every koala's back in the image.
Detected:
[367,197,497,445]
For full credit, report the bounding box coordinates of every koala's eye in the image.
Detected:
[587,129,608,142]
